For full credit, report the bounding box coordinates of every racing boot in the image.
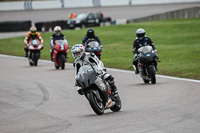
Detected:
[133,64,139,74]
[135,66,139,74]
[50,49,53,62]
[133,59,139,74]
[110,83,118,95]
[105,98,115,109]
[24,48,28,57]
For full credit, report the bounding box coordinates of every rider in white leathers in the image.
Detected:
[71,44,118,95]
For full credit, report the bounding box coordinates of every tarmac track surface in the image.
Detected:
[0,55,200,133]
[1,3,200,133]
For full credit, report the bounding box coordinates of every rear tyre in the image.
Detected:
[60,54,65,69]
[88,91,104,115]
[149,66,156,84]
[110,94,122,112]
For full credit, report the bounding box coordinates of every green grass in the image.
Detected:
[0,18,200,80]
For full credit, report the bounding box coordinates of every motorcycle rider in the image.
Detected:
[133,28,158,74]
[71,44,118,95]
[82,28,102,48]
[50,26,69,61]
[24,26,44,57]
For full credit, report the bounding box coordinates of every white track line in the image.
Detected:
[1,54,200,83]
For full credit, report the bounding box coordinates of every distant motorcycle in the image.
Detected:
[76,65,122,115]
[53,40,69,69]
[136,46,158,84]
[85,39,102,60]
[27,39,43,66]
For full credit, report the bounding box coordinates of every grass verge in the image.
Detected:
[0,18,200,80]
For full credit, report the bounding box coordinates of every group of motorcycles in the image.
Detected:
[26,38,159,115]
[26,39,69,69]
[26,38,102,69]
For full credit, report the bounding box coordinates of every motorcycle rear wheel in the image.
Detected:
[88,91,104,115]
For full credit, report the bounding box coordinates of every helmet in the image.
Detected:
[136,28,145,40]
[30,26,37,35]
[54,26,62,36]
[87,28,95,38]
[71,44,85,60]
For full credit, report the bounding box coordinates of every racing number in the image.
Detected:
[60,45,64,50]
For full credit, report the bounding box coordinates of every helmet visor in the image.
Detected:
[73,52,81,59]
[137,33,145,38]
[55,31,60,35]
[31,31,36,35]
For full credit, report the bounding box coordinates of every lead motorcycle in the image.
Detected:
[136,46,159,84]
[27,39,43,66]
[85,39,102,60]
[76,65,122,115]
[52,40,69,69]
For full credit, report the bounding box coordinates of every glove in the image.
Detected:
[26,43,31,47]
[51,45,55,49]
[155,51,158,56]
[77,87,83,95]
[134,54,138,61]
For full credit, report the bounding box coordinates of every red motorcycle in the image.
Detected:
[52,40,69,69]
[27,39,43,66]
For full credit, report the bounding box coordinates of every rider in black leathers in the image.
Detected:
[82,28,102,48]
[132,28,158,74]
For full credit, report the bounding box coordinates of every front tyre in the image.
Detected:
[143,79,150,83]
[110,94,122,112]
[87,91,104,115]
[33,52,39,66]
[148,66,156,84]
[55,64,59,69]
[60,54,65,69]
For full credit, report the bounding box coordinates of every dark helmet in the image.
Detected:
[136,28,145,40]
[87,28,95,38]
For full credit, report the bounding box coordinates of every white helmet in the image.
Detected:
[71,44,85,60]
[136,28,145,40]
[54,26,62,36]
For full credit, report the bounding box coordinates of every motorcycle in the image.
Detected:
[27,39,43,66]
[85,39,102,60]
[52,40,69,69]
[76,65,122,115]
[136,46,158,84]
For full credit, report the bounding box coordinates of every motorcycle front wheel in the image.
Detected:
[87,90,104,115]
[148,66,156,84]
[60,54,65,69]
[110,93,122,112]
[54,64,59,69]
[143,79,150,83]
[33,52,39,66]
